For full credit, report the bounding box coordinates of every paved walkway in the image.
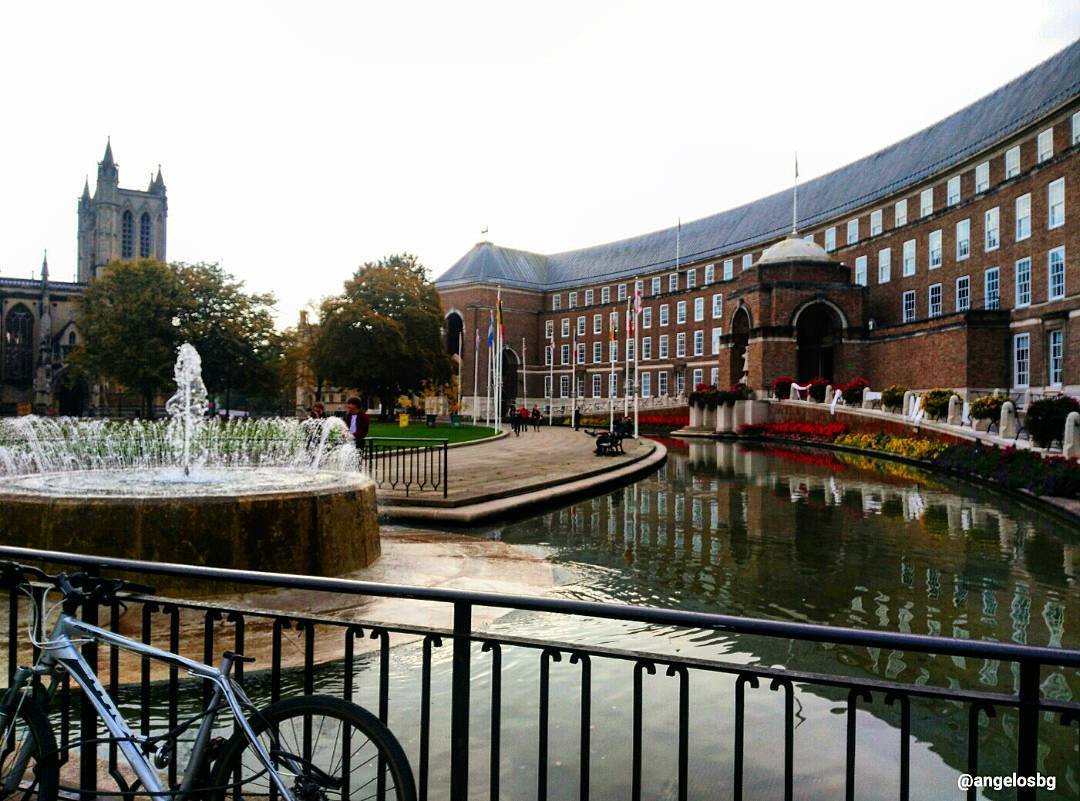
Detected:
[376,426,665,522]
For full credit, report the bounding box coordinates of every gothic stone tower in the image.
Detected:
[77,139,167,283]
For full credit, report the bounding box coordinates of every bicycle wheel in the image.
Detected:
[210,694,416,801]
[0,689,58,801]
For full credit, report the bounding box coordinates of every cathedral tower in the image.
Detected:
[77,139,167,283]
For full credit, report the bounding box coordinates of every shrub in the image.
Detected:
[808,377,829,403]
[934,444,1080,498]
[922,388,953,420]
[835,432,950,460]
[1025,395,1080,449]
[969,394,1005,421]
[881,385,907,412]
[688,385,721,408]
[773,376,794,399]
[840,376,870,405]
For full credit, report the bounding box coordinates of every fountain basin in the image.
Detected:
[0,469,380,577]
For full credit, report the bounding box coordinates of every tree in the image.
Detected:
[71,260,187,416]
[313,253,452,418]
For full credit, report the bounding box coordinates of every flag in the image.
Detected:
[475,326,480,353]
[486,310,495,347]
[609,312,617,341]
[626,297,633,337]
[496,289,505,339]
[795,151,799,180]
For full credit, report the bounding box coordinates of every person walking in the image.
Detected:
[509,404,520,436]
[344,397,370,449]
[573,408,582,431]
[531,405,542,431]
[308,402,326,420]
[517,404,529,435]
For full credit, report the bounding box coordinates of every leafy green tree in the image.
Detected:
[71,260,187,416]
[313,253,452,418]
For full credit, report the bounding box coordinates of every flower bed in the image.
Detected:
[740,421,848,441]
[835,432,950,461]
[934,444,1080,498]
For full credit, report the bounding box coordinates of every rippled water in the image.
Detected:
[115,439,1080,799]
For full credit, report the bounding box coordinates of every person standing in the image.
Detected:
[573,408,582,431]
[509,404,519,436]
[518,404,529,434]
[345,397,369,449]
[531,405,542,431]
[308,402,326,420]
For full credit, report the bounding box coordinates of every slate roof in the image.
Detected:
[436,39,1080,291]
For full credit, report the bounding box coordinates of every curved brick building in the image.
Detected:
[435,41,1079,415]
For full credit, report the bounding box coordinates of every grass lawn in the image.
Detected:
[366,421,498,444]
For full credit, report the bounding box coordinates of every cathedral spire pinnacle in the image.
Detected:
[41,250,49,282]
[81,176,91,202]
[102,137,114,168]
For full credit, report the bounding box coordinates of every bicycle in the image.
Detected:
[0,561,418,801]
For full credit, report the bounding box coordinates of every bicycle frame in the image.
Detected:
[27,608,296,800]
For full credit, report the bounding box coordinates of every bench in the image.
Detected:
[587,429,625,456]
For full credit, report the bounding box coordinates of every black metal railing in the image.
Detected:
[362,437,449,498]
[2,545,1078,801]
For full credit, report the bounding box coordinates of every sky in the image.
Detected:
[1,2,1077,327]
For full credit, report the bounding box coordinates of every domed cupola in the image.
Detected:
[756,233,833,266]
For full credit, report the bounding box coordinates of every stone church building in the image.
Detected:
[0,141,167,415]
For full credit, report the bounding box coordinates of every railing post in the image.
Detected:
[443,440,449,499]
[450,600,472,801]
[80,586,99,798]
[1016,659,1039,801]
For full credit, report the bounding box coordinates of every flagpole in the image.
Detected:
[521,336,527,407]
[633,278,640,438]
[457,331,464,419]
[472,329,480,425]
[793,151,799,233]
[609,313,616,433]
[548,336,554,427]
[623,298,630,418]
[571,331,577,428]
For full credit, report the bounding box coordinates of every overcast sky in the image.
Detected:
[1,2,1077,327]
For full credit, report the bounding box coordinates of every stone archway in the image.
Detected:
[729,306,750,385]
[501,347,519,412]
[794,302,844,382]
[445,311,464,357]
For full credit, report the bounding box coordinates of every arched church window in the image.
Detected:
[121,211,134,259]
[3,304,33,383]
[139,212,152,258]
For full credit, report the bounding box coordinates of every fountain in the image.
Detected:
[0,344,380,577]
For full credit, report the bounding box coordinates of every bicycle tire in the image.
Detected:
[0,688,58,801]
[209,694,416,801]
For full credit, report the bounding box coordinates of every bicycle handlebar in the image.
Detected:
[0,561,156,608]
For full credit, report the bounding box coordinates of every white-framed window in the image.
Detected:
[676,301,686,324]
[711,327,722,355]
[956,219,970,261]
[545,319,554,339]
[642,307,652,328]
[920,188,934,218]
[693,297,704,322]
[928,283,942,318]
[593,314,602,334]
[878,247,891,284]
[723,259,734,280]
[659,334,669,359]
[902,290,916,323]
[1048,246,1065,300]
[1074,111,1080,145]
[577,342,586,364]
[1048,329,1064,386]
[742,254,753,270]
[947,175,961,206]
[601,286,610,304]
[568,291,577,309]
[1037,128,1053,163]
[659,304,669,326]
[642,336,652,360]
[824,227,836,252]
[576,316,586,336]
[985,207,999,251]
[709,367,719,386]
[929,229,942,269]
[593,341,602,363]
[641,372,651,397]
[544,375,552,398]
[561,318,570,337]
[658,371,669,396]
[1048,178,1064,229]
[711,293,722,319]
[846,218,859,245]
[649,277,660,296]
[552,294,561,311]
[692,367,703,387]
[693,330,704,356]
[803,234,814,244]
[902,239,916,276]
[1015,194,1031,241]
[618,283,627,302]
[584,288,594,305]
[704,264,714,284]
[870,209,883,236]
[669,273,678,292]
[560,375,569,398]
[1013,333,1030,388]
[955,275,970,312]
[676,372,685,396]
[1015,257,1031,307]
[894,199,908,227]
[544,345,552,366]
[854,255,867,286]
[626,339,635,361]
[609,340,618,362]
[576,375,585,399]
[675,332,686,358]
[686,269,696,289]
[984,267,1000,310]
[560,344,570,364]
[1005,145,1020,179]
[975,161,990,193]
[592,373,601,398]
